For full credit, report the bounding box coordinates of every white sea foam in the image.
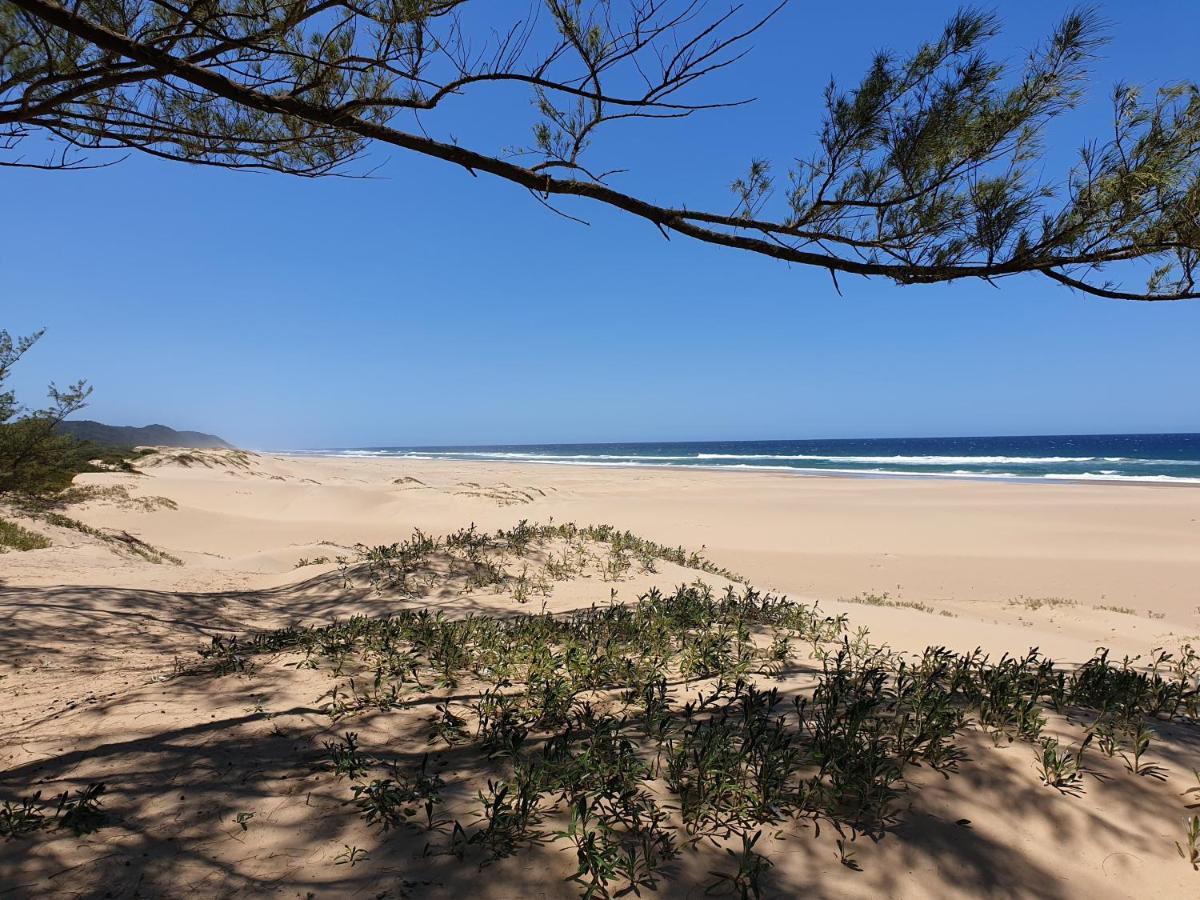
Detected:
[1041,472,1200,483]
[410,451,700,461]
[304,447,1200,484]
[384,450,1124,465]
[695,453,1101,464]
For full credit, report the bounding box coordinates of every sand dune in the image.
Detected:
[1,449,1198,897]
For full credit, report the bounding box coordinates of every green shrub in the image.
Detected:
[1,328,93,498]
[0,517,50,551]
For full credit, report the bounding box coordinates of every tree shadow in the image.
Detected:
[3,569,1198,898]
[4,643,1194,898]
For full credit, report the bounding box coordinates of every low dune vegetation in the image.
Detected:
[3,519,1198,897]
[1,328,157,567]
[0,517,50,552]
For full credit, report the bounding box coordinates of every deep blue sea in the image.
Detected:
[299,434,1200,484]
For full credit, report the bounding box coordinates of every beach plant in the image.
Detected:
[324,732,371,780]
[431,703,469,747]
[475,688,532,759]
[1089,717,1121,758]
[1120,725,1167,779]
[334,845,369,867]
[352,779,415,833]
[1,783,108,840]
[841,592,952,617]
[1178,816,1200,871]
[343,521,747,604]
[1178,771,1200,869]
[1034,735,1091,794]
[0,794,46,840]
[1010,596,1077,612]
[36,512,182,564]
[352,758,443,835]
[511,565,533,604]
[54,784,108,836]
[466,773,547,860]
[181,527,1200,896]
[1185,770,1200,810]
[705,830,773,898]
[601,546,633,582]
[835,831,862,872]
[558,796,625,899]
[1070,648,1194,722]
[0,516,50,551]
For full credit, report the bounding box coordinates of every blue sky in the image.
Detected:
[3,0,1198,449]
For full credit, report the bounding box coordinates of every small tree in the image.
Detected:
[0,328,92,496]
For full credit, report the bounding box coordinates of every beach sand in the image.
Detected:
[2,449,1199,897]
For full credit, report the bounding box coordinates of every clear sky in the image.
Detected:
[3,0,1198,449]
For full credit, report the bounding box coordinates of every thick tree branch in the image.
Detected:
[3,0,1197,300]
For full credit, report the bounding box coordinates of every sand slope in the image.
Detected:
[2,450,1198,897]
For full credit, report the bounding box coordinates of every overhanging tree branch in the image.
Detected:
[3,0,1198,300]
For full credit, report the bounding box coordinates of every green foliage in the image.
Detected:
[38,511,183,565]
[1178,815,1200,871]
[334,844,369,867]
[352,520,745,599]
[0,516,50,551]
[185,538,1200,895]
[1009,596,1076,611]
[350,755,444,835]
[0,783,107,840]
[1120,724,1166,779]
[3,5,1195,299]
[706,830,773,899]
[324,732,370,779]
[0,328,99,498]
[1180,771,1200,870]
[1033,735,1091,794]
[841,592,956,617]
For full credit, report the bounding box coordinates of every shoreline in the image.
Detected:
[270,449,1200,487]
[8,448,1194,629]
[4,448,1197,673]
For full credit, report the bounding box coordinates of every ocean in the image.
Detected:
[297,434,1200,484]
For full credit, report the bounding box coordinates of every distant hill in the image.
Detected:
[57,420,234,449]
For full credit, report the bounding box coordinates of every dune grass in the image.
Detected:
[840,591,957,617]
[31,512,182,565]
[0,517,50,552]
[1008,595,1077,611]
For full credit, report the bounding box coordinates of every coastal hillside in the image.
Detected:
[57,419,233,449]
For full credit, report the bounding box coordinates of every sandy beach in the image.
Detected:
[7,0,1200,893]
[2,449,1199,897]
